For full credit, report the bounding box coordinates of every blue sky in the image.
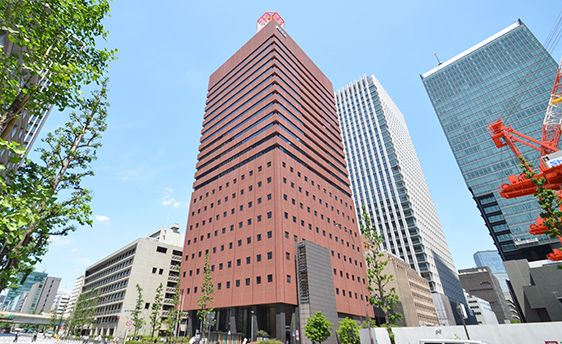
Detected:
[35,0,562,292]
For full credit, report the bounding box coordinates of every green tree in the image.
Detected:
[197,253,215,336]
[0,83,109,291]
[149,283,164,339]
[67,289,98,336]
[360,208,403,344]
[516,156,562,266]
[0,0,116,139]
[131,284,144,337]
[303,311,331,344]
[164,285,181,341]
[336,318,359,344]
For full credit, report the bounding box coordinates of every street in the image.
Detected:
[0,333,83,344]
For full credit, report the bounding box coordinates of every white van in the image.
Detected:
[419,340,492,344]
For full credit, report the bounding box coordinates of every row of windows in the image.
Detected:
[335,288,366,301]
[185,230,273,259]
[186,274,281,294]
[85,247,136,278]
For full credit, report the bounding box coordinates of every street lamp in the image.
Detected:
[334,222,374,344]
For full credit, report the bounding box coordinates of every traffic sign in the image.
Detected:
[125,320,132,327]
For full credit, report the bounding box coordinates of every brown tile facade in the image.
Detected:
[180,18,372,334]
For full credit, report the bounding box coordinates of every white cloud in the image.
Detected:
[162,197,180,207]
[165,187,174,193]
[70,248,78,252]
[95,215,110,223]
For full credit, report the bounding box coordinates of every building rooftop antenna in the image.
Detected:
[433,52,443,66]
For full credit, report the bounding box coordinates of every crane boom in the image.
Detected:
[542,56,562,156]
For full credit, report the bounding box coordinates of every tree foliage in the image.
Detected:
[336,318,359,344]
[517,156,562,267]
[67,289,98,336]
[149,283,164,339]
[0,0,116,139]
[164,284,181,341]
[519,156,562,238]
[131,283,144,336]
[0,83,109,291]
[303,311,331,344]
[360,207,402,344]
[197,253,215,336]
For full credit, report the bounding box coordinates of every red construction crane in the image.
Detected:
[487,57,562,261]
[488,57,562,199]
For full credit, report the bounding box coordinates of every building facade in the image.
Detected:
[380,252,439,327]
[466,293,499,325]
[64,275,84,319]
[336,75,468,325]
[421,20,560,262]
[51,292,70,317]
[20,276,61,314]
[458,267,512,324]
[78,225,184,337]
[1,271,48,311]
[504,259,562,322]
[473,250,510,295]
[0,31,54,168]
[180,14,370,344]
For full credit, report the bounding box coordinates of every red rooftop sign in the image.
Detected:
[257,12,284,32]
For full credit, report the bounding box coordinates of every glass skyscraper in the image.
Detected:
[421,20,560,261]
[336,75,468,325]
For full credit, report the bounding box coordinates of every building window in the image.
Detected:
[267,274,273,282]
[257,233,262,241]
[246,257,251,264]
[257,197,262,204]
[267,177,272,183]
[236,280,240,287]
[267,231,272,238]
[257,254,262,262]
[152,268,157,274]
[267,193,272,200]
[226,281,231,289]
[217,283,222,290]
[257,215,262,222]
[245,278,250,286]
[286,252,290,260]
[287,275,291,283]
[237,259,241,266]
[267,252,272,259]
[267,211,272,218]
[156,246,167,254]
[256,276,261,284]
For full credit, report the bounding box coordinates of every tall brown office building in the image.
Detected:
[180,13,371,343]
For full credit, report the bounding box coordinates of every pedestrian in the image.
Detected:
[13,332,18,343]
[32,333,37,342]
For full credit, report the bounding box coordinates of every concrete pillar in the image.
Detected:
[275,304,286,343]
[229,307,237,333]
[251,306,258,342]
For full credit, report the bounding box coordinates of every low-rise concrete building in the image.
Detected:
[381,252,440,327]
[466,293,498,325]
[458,267,511,324]
[78,224,184,337]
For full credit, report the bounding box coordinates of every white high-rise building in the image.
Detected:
[336,75,468,325]
[64,275,84,319]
